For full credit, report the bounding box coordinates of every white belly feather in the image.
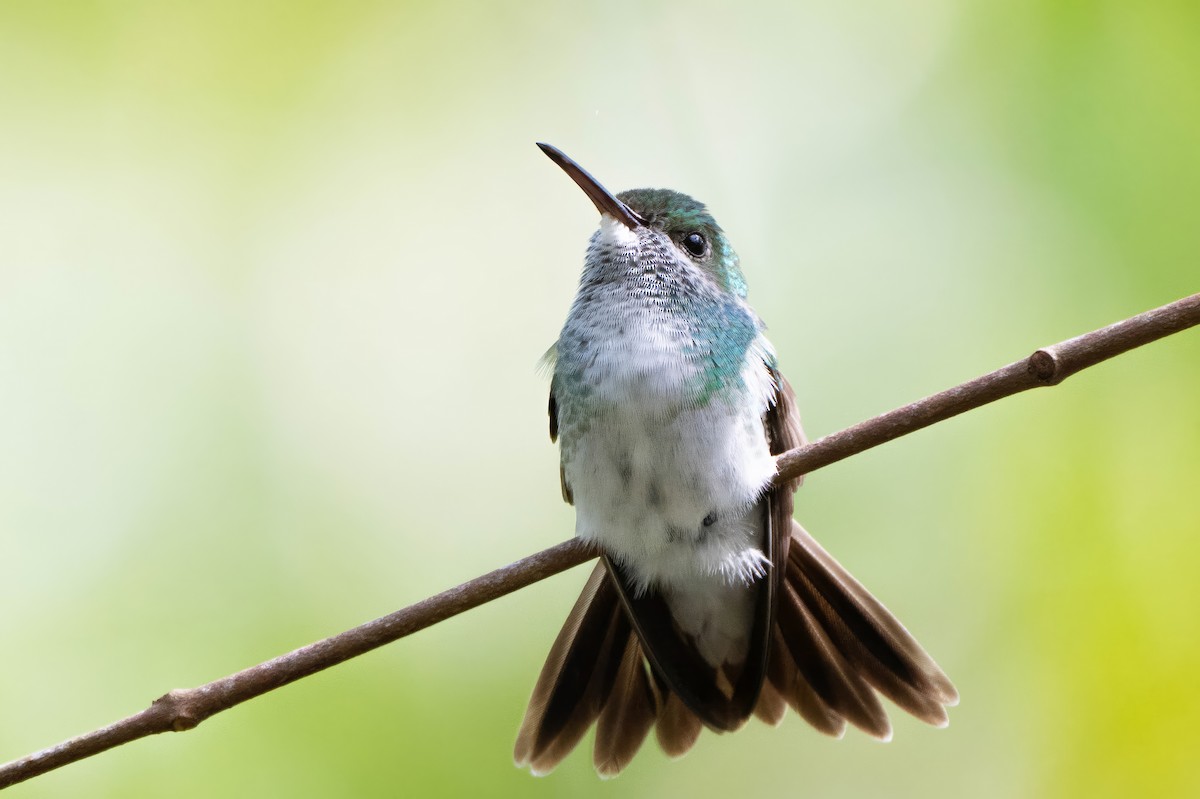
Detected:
[559,303,778,594]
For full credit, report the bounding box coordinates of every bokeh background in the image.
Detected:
[2,1,1198,797]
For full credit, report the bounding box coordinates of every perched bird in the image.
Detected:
[515,144,957,777]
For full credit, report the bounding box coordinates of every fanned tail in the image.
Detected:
[513,563,622,775]
[515,524,956,777]
[765,521,958,739]
[513,562,706,776]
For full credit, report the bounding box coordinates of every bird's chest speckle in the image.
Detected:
[554,258,759,409]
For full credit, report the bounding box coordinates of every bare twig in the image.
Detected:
[774,292,1200,483]
[0,538,600,790]
[1,292,1197,790]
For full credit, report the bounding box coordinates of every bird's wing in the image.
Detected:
[548,385,573,505]
[763,365,806,595]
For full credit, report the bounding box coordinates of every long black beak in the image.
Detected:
[537,143,645,230]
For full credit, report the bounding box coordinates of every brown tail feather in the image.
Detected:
[515,524,956,776]
[515,564,631,775]
[766,625,847,737]
[788,522,959,707]
[593,634,658,777]
[788,554,949,726]
[655,689,703,758]
[777,571,892,739]
[752,679,788,727]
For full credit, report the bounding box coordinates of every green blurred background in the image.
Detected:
[2,1,1197,796]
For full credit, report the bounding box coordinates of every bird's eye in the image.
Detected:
[681,232,707,258]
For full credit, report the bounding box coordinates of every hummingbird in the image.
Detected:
[514,144,958,777]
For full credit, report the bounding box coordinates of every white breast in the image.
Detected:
[561,324,779,593]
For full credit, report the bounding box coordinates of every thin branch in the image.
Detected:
[2,292,1197,791]
[774,292,1200,483]
[0,538,600,790]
